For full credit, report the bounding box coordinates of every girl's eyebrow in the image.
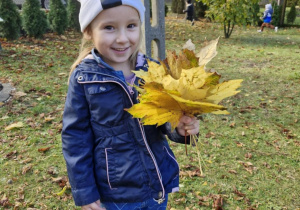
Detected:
[100,18,140,25]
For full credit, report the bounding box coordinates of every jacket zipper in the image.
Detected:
[78,74,166,201]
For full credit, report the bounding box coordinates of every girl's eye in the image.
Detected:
[128,24,137,29]
[104,26,114,30]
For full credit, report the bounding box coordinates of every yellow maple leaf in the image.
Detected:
[5,122,24,131]
[196,37,219,67]
[127,38,242,130]
[127,83,226,130]
[160,48,199,80]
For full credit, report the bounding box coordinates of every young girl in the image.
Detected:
[257,4,278,32]
[61,0,200,209]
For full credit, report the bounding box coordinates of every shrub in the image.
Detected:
[272,2,282,26]
[0,0,22,40]
[251,3,261,26]
[22,0,48,38]
[48,0,68,35]
[194,1,208,19]
[287,4,297,24]
[67,0,80,32]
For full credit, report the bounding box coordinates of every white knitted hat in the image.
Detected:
[78,0,145,32]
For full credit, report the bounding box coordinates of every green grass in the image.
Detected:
[0,16,300,209]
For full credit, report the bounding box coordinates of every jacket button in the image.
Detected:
[99,86,106,91]
[78,76,83,81]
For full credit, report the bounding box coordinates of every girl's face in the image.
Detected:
[87,5,141,70]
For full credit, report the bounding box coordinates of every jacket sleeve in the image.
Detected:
[160,123,193,144]
[61,69,100,206]
[262,10,268,19]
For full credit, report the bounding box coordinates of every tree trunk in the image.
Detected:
[224,20,234,38]
[279,0,287,26]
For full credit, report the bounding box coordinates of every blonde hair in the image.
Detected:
[68,25,143,82]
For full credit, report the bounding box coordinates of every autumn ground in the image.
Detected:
[0,14,300,209]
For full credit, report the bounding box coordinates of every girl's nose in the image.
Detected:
[116,29,128,43]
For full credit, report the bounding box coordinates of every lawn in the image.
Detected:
[0,15,299,209]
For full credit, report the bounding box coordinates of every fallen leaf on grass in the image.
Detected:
[20,158,32,164]
[38,146,54,153]
[205,131,216,138]
[18,187,25,201]
[51,176,69,188]
[235,141,244,147]
[238,161,257,174]
[44,116,55,122]
[4,122,24,131]
[179,170,202,178]
[11,91,27,98]
[228,170,237,174]
[244,152,252,159]
[229,122,235,127]
[199,201,210,206]
[5,150,17,159]
[22,164,33,174]
[294,140,300,147]
[51,177,67,183]
[47,166,58,175]
[233,187,246,197]
[0,194,12,207]
[212,195,224,210]
[56,186,67,196]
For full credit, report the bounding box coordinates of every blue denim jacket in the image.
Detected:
[61,49,189,206]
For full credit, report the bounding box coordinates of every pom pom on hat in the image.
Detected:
[78,0,145,32]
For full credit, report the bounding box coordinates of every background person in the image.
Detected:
[258,4,278,32]
[183,0,195,25]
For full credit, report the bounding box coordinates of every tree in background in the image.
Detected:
[171,0,185,14]
[287,4,297,24]
[48,0,68,35]
[67,0,81,32]
[0,0,22,40]
[149,1,169,18]
[199,0,260,38]
[22,0,48,38]
[287,0,299,7]
[272,2,283,27]
[194,1,208,19]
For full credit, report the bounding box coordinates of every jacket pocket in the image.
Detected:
[159,146,180,186]
[105,148,118,190]
[164,146,180,176]
[102,146,146,190]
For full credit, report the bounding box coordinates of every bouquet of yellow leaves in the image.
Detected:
[126,38,243,130]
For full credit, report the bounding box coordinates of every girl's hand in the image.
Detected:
[81,200,106,210]
[176,116,199,136]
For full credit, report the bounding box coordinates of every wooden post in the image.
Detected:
[141,0,166,60]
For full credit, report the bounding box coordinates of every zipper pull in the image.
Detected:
[153,197,165,204]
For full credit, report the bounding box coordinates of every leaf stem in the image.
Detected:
[185,130,188,156]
